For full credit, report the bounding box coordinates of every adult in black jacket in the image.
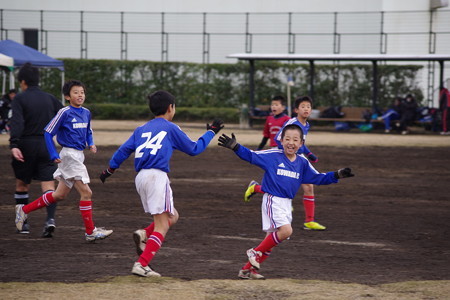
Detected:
[398,94,418,135]
[9,63,63,237]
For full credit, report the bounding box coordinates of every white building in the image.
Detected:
[1,0,449,104]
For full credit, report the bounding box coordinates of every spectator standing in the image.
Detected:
[9,63,63,237]
[439,87,450,135]
[0,88,16,133]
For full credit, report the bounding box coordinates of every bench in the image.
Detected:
[249,105,431,129]
[248,105,271,126]
[309,106,378,123]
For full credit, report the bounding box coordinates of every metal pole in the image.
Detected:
[249,59,255,127]
[61,71,65,104]
[309,60,315,100]
[439,60,444,90]
[287,82,291,117]
[372,60,378,111]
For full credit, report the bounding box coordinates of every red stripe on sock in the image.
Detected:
[23,192,56,214]
[138,231,165,266]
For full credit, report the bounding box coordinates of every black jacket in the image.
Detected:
[9,86,63,149]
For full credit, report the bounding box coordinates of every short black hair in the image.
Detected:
[148,90,176,116]
[271,95,285,105]
[17,63,39,86]
[62,80,86,96]
[281,124,304,141]
[294,96,313,108]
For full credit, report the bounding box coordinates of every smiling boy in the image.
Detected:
[15,80,113,242]
[218,125,354,279]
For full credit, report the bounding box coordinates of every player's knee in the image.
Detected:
[170,210,179,226]
[278,225,293,240]
[79,187,93,200]
[302,184,314,195]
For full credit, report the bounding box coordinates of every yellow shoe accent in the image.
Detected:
[303,221,326,231]
[244,180,258,202]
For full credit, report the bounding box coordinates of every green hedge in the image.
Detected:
[39,59,424,115]
[84,103,240,122]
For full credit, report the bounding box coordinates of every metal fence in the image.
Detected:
[1,9,450,63]
[2,9,450,106]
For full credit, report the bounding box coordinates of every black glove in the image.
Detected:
[306,152,318,163]
[218,133,240,151]
[207,119,224,134]
[100,167,115,183]
[334,168,355,179]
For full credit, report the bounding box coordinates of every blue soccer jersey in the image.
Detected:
[236,146,337,199]
[109,118,215,172]
[275,117,312,155]
[44,106,94,160]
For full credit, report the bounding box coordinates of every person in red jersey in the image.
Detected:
[256,95,291,150]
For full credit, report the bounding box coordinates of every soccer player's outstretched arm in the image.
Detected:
[174,119,224,156]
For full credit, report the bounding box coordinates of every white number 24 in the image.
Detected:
[135,131,167,158]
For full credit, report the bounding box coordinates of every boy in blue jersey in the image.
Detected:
[15,80,113,242]
[218,124,354,279]
[99,90,224,277]
[246,96,326,231]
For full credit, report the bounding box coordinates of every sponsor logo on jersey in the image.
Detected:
[277,168,300,179]
[278,163,286,168]
[72,118,77,122]
[73,122,88,129]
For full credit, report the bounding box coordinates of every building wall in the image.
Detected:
[1,0,449,105]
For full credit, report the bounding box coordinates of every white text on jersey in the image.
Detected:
[277,168,300,179]
[73,123,88,128]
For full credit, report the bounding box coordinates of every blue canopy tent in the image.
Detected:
[0,39,65,101]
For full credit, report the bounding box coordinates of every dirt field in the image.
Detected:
[0,122,449,299]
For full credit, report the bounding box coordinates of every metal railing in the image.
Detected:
[1,9,450,106]
[1,9,449,63]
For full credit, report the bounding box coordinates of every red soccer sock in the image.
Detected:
[303,195,315,223]
[254,232,281,253]
[144,220,171,238]
[144,222,155,237]
[23,192,56,214]
[255,184,263,194]
[242,250,272,270]
[79,200,95,235]
[138,231,165,266]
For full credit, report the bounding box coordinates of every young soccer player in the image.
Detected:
[14,80,113,242]
[245,96,326,230]
[218,125,354,279]
[99,90,224,277]
[256,95,291,150]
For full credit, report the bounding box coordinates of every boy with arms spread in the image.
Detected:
[246,96,326,230]
[256,95,291,150]
[218,125,354,279]
[15,80,113,242]
[99,90,224,277]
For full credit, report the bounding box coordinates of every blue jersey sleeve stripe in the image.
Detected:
[45,106,69,133]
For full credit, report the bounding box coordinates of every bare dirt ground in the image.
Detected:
[0,121,449,299]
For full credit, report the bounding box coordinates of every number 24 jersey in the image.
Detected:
[109,118,215,173]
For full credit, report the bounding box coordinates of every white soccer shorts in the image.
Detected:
[53,147,90,188]
[135,168,174,216]
[261,193,292,232]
